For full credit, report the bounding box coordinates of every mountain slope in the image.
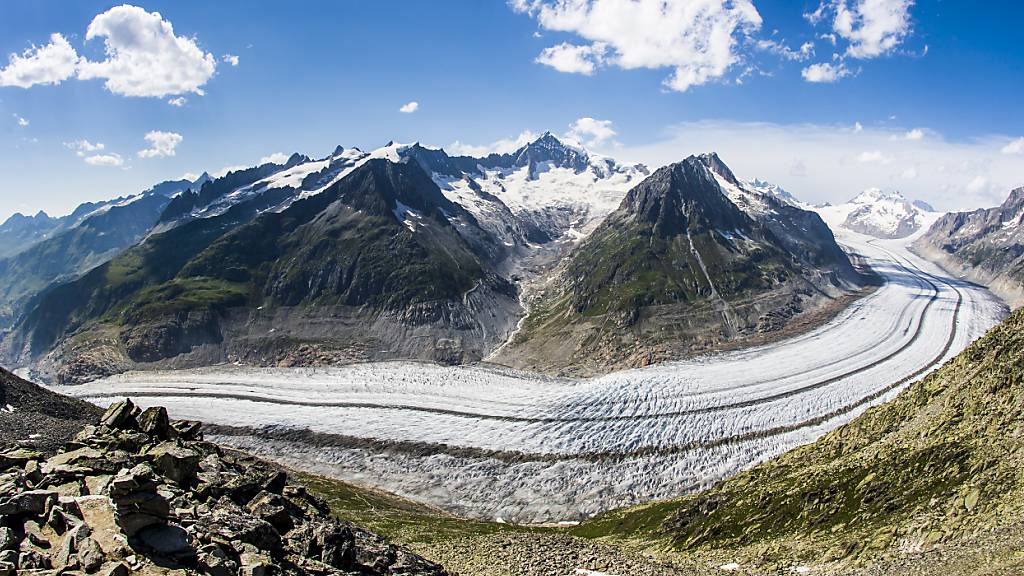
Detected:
[493,154,866,375]
[913,187,1024,307]
[0,367,101,454]
[576,306,1024,573]
[0,178,196,328]
[5,158,518,383]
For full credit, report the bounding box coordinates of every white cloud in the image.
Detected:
[853,121,864,133]
[14,115,29,127]
[448,130,540,157]
[536,42,606,75]
[565,117,617,147]
[611,120,1024,211]
[0,33,79,88]
[399,101,420,113]
[512,0,763,92]
[64,139,105,157]
[1001,137,1024,155]
[167,96,187,107]
[756,39,814,62]
[76,5,217,97]
[801,61,850,83]
[84,152,124,167]
[901,128,924,140]
[901,166,918,179]
[856,149,890,164]
[222,53,239,66]
[808,0,914,59]
[137,130,182,158]
[259,152,290,165]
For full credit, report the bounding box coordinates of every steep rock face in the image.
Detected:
[5,159,518,383]
[493,154,866,375]
[578,307,1024,572]
[0,397,447,574]
[913,187,1024,307]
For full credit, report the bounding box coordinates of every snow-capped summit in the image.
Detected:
[814,187,937,240]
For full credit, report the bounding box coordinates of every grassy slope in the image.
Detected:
[572,308,1024,570]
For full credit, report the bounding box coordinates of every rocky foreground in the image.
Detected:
[0,398,447,575]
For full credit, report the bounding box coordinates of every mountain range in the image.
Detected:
[816,188,937,240]
[1,134,867,383]
[914,187,1024,307]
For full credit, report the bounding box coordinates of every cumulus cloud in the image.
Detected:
[801,61,851,83]
[76,5,217,97]
[611,120,1024,211]
[565,117,617,147]
[137,130,182,158]
[853,121,864,132]
[84,152,124,167]
[1001,137,1024,155]
[221,53,239,66]
[14,115,29,127]
[0,33,79,88]
[167,96,187,107]
[536,42,607,74]
[64,139,106,157]
[966,175,989,194]
[802,0,914,84]
[448,130,540,157]
[399,101,419,113]
[513,0,763,92]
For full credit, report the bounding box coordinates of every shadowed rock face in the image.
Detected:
[0,396,448,575]
[493,154,865,375]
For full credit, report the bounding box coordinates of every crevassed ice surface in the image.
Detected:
[64,227,1007,523]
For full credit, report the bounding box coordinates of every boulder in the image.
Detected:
[147,442,200,486]
[99,400,138,431]
[136,407,170,439]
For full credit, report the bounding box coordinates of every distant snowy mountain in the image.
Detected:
[814,188,936,240]
[746,178,801,206]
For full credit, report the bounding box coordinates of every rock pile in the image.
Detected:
[0,399,448,575]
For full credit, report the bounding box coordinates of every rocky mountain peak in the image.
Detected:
[851,188,908,204]
[620,155,748,237]
[697,152,741,186]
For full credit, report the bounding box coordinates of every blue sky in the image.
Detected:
[1,0,1023,220]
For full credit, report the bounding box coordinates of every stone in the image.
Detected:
[84,475,111,496]
[136,407,170,439]
[263,471,287,495]
[170,420,202,441]
[0,528,14,552]
[965,488,981,511]
[102,561,130,576]
[0,560,13,576]
[194,498,281,552]
[0,489,56,516]
[197,544,237,576]
[246,492,294,533]
[147,442,200,486]
[18,549,51,569]
[23,519,51,549]
[78,535,105,572]
[239,551,276,576]
[99,400,138,430]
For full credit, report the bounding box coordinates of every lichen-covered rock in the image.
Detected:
[0,398,447,575]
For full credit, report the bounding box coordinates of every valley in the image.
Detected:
[57,226,1006,524]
